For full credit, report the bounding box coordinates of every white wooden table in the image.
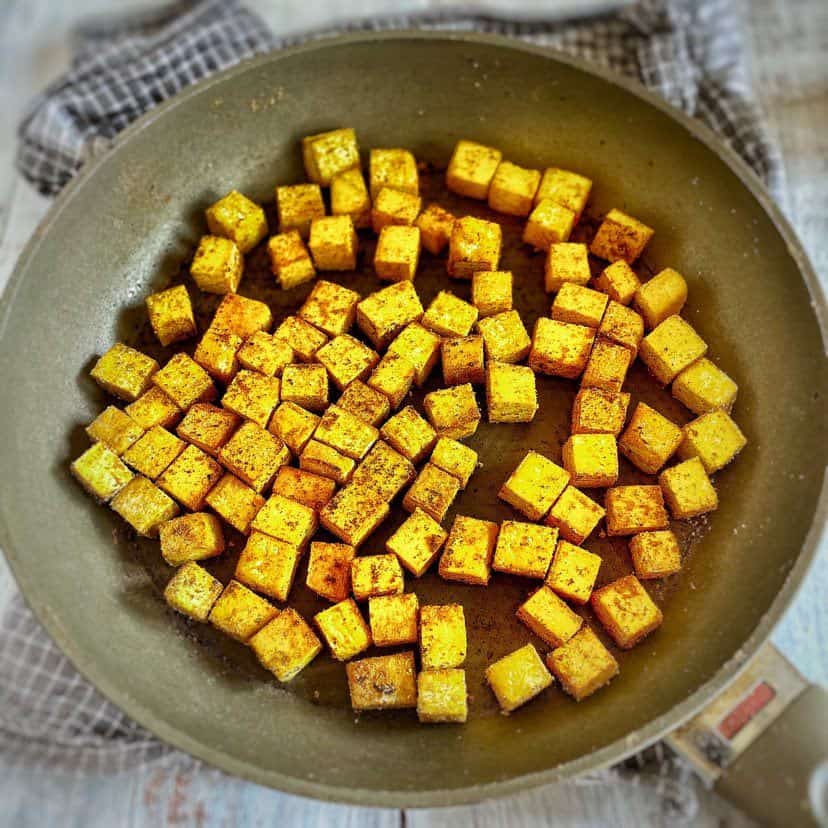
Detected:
[0,1,825,826]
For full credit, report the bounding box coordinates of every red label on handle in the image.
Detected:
[717,681,777,741]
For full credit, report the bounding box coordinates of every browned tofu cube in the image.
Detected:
[369,593,419,647]
[86,406,144,455]
[368,352,415,409]
[594,260,641,306]
[493,521,558,579]
[544,243,590,293]
[146,285,196,347]
[598,300,645,355]
[320,484,390,547]
[177,403,240,456]
[551,284,609,328]
[338,380,391,426]
[211,293,273,339]
[369,148,419,198]
[639,315,707,385]
[420,604,466,670]
[219,421,290,492]
[204,473,264,534]
[416,203,455,254]
[330,167,371,229]
[535,167,592,216]
[374,225,421,282]
[417,668,468,723]
[91,343,159,402]
[351,553,404,601]
[422,291,478,338]
[314,404,379,460]
[221,369,280,428]
[346,651,417,710]
[430,437,477,489]
[251,493,317,547]
[544,485,605,545]
[447,216,502,279]
[267,230,316,290]
[316,334,379,392]
[523,199,576,250]
[442,335,485,386]
[122,425,186,480]
[659,456,718,519]
[591,574,662,648]
[281,363,329,412]
[517,585,582,648]
[249,608,322,682]
[235,531,301,603]
[486,361,538,423]
[190,235,243,294]
[276,183,325,239]
[298,279,360,338]
[157,444,223,510]
[110,475,178,536]
[125,387,181,430]
[629,529,682,579]
[152,353,216,410]
[618,402,683,474]
[446,140,501,199]
[477,309,531,364]
[308,215,358,271]
[581,339,632,393]
[528,318,595,379]
[302,127,360,185]
[206,190,267,254]
[488,160,540,216]
[356,280,424,349]
[380,405,437,464]
[306,541,356,602]
[300,440,355,485]
[351,440,416,501]
[71,442,134,502]
[438,514,499,586]
[671,358,738,415]
[164,561,223,623]
[272,465,336,511]
[403,463,460,523]
[677,410,747,473]
[315,598,372,661]
[386,322,441,387]
[546,626,619,701]
[194,327,242,385]
[605,485,669,536]
[634,268,688,329]
[499,451,570,521]
[372,187,421,233]
[386,507,448,577]
[423,384,481,440]
[268,401,320,455]
[546,539,601,604]
[485,644,553,713]
[562,433,618,488]
[472,270,512,318]
[590,208,654,264]
[571,388,630,436]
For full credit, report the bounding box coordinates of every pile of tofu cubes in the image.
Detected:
[71,129,747,722]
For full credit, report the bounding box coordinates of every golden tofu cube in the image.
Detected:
[298,279,360,338]
[338,380,391,425]
[488,160,540,216]
[368,593,418,647]
[423,383,481,440]
[630,529,682,579]
[110,475,179,536]
[422,291,478,338]
[86,406,144,455]
[417,669,468,723]
[125,387,181,430]
[204,473,265,534]
[351,553,404,600]
[177,403,240,457]
[420,604,466,670]
[300,440,355,484]
[152,353,216,409]
[605,485,669,536]
[315,598,372,660]
[164,562,223,622]
[590,208,653,264]
[485,643,553,713]
[157,444,223,510]
[369,148,418,198]
[320,484,390,547]
[494,521,558,579]
[523,199,576,250]
[446,139,502,199]
[447,216,502,279]
[374,225,421,282]
[535,167,592,216]
[221,369,281,428]
[528,318,595,379]
[594,260,641,306]
[544,485,605,545]
[122,425,186,480]
[281,363,329,412]
[546,539,601,604]
[346,651,417,710]
[472,270,513,318]
[330,167,371,229]
[659,456,718,519]
[302,127,360,185]
[430,437,478,489]
[237,331,293,378]
[352,437,415,505]
[386,508,448,577]
[551,283,608,328]
[315,404,379,460]
[672,357,738,415]
[356,280,424,349]
[219,421,290,492]
[499,451,570,521]
[274,315,328,363]
[267,230,316,290]
[368,352,415,409]
[477,309,531,364]
[190,235,243,294]
[571,388,630,436]
[678,410,746,477]
[386,322,441,387]
[635,268,688,329]
[640,315,708,385]
[544,242,590,293]
[276,183,324,239]
[486,361,538,424]
[598,300,644,355]
[315,334,379,392]
[308,215,358,271]
[211,293,273,340]
[546,626,619,701]
[272,465,336,511]
[250,608,322,682]
[380,405,437,464]
[581,338,632,393]
[416,203,455,254]
[306,541,356,602]
[252,493,317,547]
[438,514,499,586]
[619,402,682,474]
[442,335,485,386]
[517,585,583,648]
[193,328,242,384]
[159,512,225,566]
[71,442,134,502]
[91,343,159,402]
[403,463,461,523]
[206,190,267,254]
[146,285,196,347]
[268,401,319,455]
[591,574,662,648]
[372,187,421,233]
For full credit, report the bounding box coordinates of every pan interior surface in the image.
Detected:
[0,35,825,805]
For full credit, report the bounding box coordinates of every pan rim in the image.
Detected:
[0,30,826,808]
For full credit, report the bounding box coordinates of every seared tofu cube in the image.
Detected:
[472,270,512,318]
[330,167,371,229]
[571,388,630,435]
[485,644,553,713]
[420,604,466,669]
[320,484,390,547]
[677,410,747,473]
[125,387,181,430]
[594,260,641,306]
[281,363,329,411]
[86,406,144,455]
[438,514,499,586]
[619,402,682,474]
[91,343,159,402]
[206,190,267,254]
[122,425,186,479]
[591,574,663,648]
[417,669,468,724]
[306,541,356,602]
[551,284,608,328]
[205,473,265,534]
[605,485,669,536]
[164,562,223,622]
[528,318,596,379]
[545,485,605,545]
[546,540,601,604]
[250,608,322,682]
[153,353,216,409]
[488,160,540,216]
[416,203,456,254]
[630,529,681,579]
[517,585,582,648]
[368,352,415,409]
[276,183,325,239]
[157,444,223,510]
[146,285,196,347]
[535,167,592,217]
[369,593,419,646]
[351,553,404,600]
[315,598,372,661]
[235,531,301,602]
[590,208,653,264]
[301,440,355,484]
[598,300,644,354]
[190,235,243,294]
[446,140,502,199]
[314,405,379,460]
[499,451,570,521]
[268,401,319,454]
[356,280,424,349]
[387,323,441,386]
[252,493,318,547]
[374,225,421,282]
[110,475,178,536]
[659,456,718,519]
[369,148,419,198]
[302,127,360,185]
[547,626,619,701]
[447,216,502,279]
[493,521,558,579]
[581,339,632,393]
[386,508,448,577]
[222,370,281,428]
[71,442,133,502]
[422,291,478,338]
[267,231,316,290]
[486,361,538,423]
[274,316,329,363]
[442,335,485,386]
[544,243,590,293]
[316,334,379,392]
[635,268,688,329]
[372,187,421,233]
[308,216,358,271]
[219,421,290,492]
[237,332,293,377]
[352,438,413,503]
[346,651,417,710]
[339,380,391,425]
[423,384,481,440]
[298,280,360,338]
[640,315,707,385]
[430,437,478,489]
[523,199,576,250]
[477,310,531,364]
[672,357,738,415]
[272,466,336,511]
[380,405,437,464]
[403,463,461,522]
[211,293,273,339]
[194,328,242,384]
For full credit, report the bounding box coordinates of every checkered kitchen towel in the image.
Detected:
[5,0,779,815]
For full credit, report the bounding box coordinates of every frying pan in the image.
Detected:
[0,32,826,823]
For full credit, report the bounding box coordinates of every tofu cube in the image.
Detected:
[442,335,485,386]
[272,466,336,511]
[374,225,421,282]
[678,409,747,473]
[488,160,540,216]
[544,243,590,293]
[420,604,466,670]
[221,369,281,428]
[422,291,478,338]
[330,167,371,229]
[372,187,421,233]
[274,317,329,364]
[237,332,293,378]
[369,593,419,646]
[149,512,214,575]
[122,425,186,479]
[306,541,356,602]
[219,421,290,492]
[351,553,404,600]
[205,190,267,253]
[659,456,718,519]
[486,361,538,423]
[571,388,630,435]
[517,585,583,648]
[447,216,502,279]
[267,231,316,290]
[562,434,618,492]
[523,199,576,250]
[346,651,417,710]
[164,562,223,622]
[204,473,265,534]
[86,406,145,455]
[581,338,632,393]
[71,442,133,502]
[598,300,644,354]
[605,485,669,536]
[493,521,559,579]
[157,444,223,510]
[403,463,461,522]
[268,401,319,455]
[338,380,392,425]
[193,328,242,384]
[301,440,356,487]
[591,574,663,648]
[314,404,379,460]
[251,493,318,547]
[477,310,531,364]
[430,437,478,489]
[590,208,653,264]
[386,322,441,386]
[302,127,360,185]
[369,148,419,198]
[298,280,360,338]
[276,183,325,239]
[498,451,570,521]
[416,203,456,255]
[211,293,273,339]
[629,529,682,579]
[485,644,553,713]
[446,140,502,199]
[417,669,468,723]
[546,539,601,604]
[91,343,159,402]
[250,608,322,682]
[528,318,596,379]
[315,598,372,661]
[356,281,424,349]
[551,284,608,328]
[618,402,683,474]
[380,405,437,464]
[234,531,301,603]
[438,514,499,586]
[546,626,619,701]
[190,235,243,294]
[308,216,358,271]
[368,352,415,409]
[125,387,181,430]
[672,358,738,415]
[423,384,481,440]
[280,363,329,411]
[351,440,416,503]
[640,315,708,385]
[386,508,448,577]
[317,334,380,392]
[145,285,196,347]
[594,260,641,306]
[635,268,688,329]
[472,270,513,318]
[152,353,216,409]
[320,484,390,546]
[110,475,179,536]
[544,485,605,545]
[534,167,592,217]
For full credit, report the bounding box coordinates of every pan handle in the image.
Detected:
[666,644,828,827]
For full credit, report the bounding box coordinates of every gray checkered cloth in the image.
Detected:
[4,0,780,817]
